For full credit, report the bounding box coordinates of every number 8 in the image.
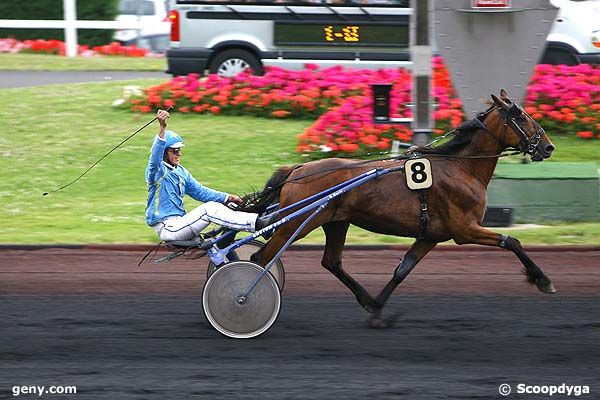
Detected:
[410,162,427,184]
[405,158,433,190]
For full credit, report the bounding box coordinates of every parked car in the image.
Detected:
[542,0,600,65]
[114,0,170,52]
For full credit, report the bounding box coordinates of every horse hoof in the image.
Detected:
[537,280,556,294]
[360,299,380,314]
[362,304,375,314]
[368,317,388,329]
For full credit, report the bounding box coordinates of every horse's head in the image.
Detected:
[491,90,555,161]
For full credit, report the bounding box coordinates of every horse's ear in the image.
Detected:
[491,94,510,110]
[500,89,512,104]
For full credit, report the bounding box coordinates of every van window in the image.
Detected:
[118,0,156,16]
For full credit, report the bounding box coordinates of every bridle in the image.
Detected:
[493,104,545,156]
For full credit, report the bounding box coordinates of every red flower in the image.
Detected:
[524,106,537,114]
[214,95,228,103]
[576,131,593,139]
[361,134,379,145]
[376,141,389,150]
[271,110,291,118]
[339,143,359,152]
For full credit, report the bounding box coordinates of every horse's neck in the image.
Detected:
[456,128,503,187]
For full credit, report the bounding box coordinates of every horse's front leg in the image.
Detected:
[321,221,380,313]
[369,239,437,328]
[455,224,556,294]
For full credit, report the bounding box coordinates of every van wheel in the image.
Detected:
[208,49,263,77]
[540,48,579,66]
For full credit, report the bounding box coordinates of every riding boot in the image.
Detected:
[254,212,280,234]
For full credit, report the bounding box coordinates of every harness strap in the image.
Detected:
[417,189,429,240]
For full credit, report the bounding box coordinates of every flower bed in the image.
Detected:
[297,57,463,155]
[0,37,25,53]
[126,57,463,157]
[130,65,360,118]
[0,38,153,57]
[525,63,600,140]
[124,58,599,157]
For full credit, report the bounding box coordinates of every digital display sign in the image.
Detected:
[274,22,409,47]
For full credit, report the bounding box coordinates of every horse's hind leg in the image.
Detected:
[456,224,555,294]
[368,239,437,328]
[321,221,379,313]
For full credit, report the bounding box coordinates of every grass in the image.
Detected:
[0,78,598,245]
[0,79,310,244]
[0,53,166,71]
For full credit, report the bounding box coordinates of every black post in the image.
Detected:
[372,84,392,122]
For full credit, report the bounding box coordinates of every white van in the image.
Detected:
[114,0,171,51]
[166,1,411,77]
[542,0,600,65]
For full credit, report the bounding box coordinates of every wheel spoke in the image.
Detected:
[218,58,250,77]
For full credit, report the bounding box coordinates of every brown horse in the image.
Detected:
[245,90,556,327]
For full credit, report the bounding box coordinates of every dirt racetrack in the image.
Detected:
[1,245,599,399]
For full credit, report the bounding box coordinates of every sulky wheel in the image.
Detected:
[202,261,281,339]
[207,239,285,290]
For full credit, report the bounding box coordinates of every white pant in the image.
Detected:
[153,202,258,242]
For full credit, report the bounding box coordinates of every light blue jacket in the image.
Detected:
[145,136,228,226]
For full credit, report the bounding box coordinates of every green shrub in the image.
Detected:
[0,0,118,46]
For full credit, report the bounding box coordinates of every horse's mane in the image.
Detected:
[414,122,480,155]
[415,105,496,156]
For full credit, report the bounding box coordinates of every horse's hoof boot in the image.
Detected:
[538,280,556,294]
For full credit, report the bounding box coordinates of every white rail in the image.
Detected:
[0,20,144,29]
[0,0,145,57]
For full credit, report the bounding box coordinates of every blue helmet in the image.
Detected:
[165,130,185,150]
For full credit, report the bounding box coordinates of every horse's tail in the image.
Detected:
[239,165,299,214]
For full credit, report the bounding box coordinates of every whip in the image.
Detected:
[43,106,173,196]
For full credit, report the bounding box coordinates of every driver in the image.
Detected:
[145,109,270,242]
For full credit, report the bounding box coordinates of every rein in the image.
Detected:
[272,108,518,186]
[286,150,520,183]
[246,104,536,204]
[246,149,519,206]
